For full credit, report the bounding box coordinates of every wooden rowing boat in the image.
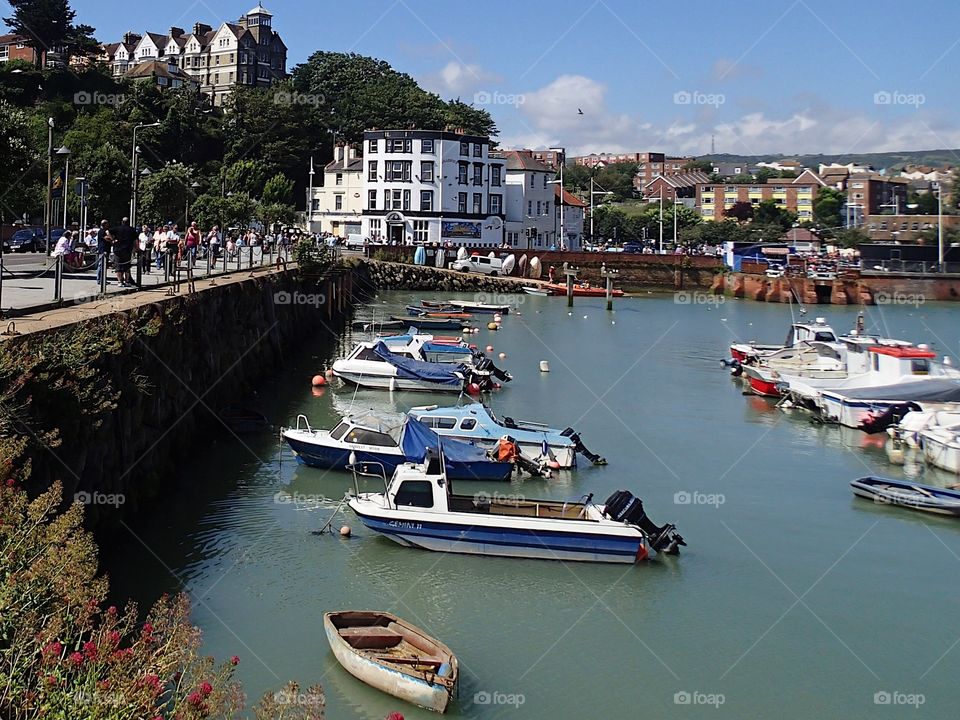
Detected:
[850,476,960,516]
[323,611,458,713]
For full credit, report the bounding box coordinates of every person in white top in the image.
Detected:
[138,224,152,275]
[51,230,72,257]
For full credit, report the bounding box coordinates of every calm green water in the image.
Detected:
[107,292,960,719]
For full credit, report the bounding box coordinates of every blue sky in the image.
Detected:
[10,0,960,155]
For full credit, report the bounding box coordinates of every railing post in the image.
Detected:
[52,254,62,301]
[99,254,107,295]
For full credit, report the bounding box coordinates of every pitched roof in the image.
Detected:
[124,59,195,82]
[143,32,168,47]
[0,33,27,44]
[325,157,364,172]
[499,150,555,173]
[556,186,587,207]
[644,171,712,189]
[791,169,826,186]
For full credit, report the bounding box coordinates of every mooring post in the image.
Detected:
[601,263,618,311]
[564,262,578,308]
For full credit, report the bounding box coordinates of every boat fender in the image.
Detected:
[635,543,649,562]
[389,377,397,392]
[437,662,452,678]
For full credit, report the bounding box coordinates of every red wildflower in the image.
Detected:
[41,641,63,664]
[107,630,120,648]
[230,655,240,666]
[83,641,98,661]
[142,623,153,634]
[110,647,133,662]
[188,691,204,706]
[5,479,14,487]
[107,605,117,616]
[68,652,84,667]
[44,675,57,687]
[97,680,111,691]
[199,681,213,697]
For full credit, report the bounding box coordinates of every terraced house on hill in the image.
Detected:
[101,4,287,105]
[696,169,825,221]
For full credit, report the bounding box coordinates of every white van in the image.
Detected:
[345,234,366,250]
[450,255,504,276]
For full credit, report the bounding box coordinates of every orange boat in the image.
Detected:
[542,282,625,297]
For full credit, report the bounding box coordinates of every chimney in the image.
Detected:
[337,145,345,163]
[122,31,141,46]
[169,26,184,38]
[349,145,357,161]
[192,22,212,36]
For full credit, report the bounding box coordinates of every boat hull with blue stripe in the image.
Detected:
[347,461,684,563]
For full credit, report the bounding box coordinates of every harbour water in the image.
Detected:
[106,291,960,718]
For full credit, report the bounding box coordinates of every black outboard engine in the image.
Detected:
[858,402,922,434]
[604,490,685,555]
[561,427,607,465]
[473,355,513,382]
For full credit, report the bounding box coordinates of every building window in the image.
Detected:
[458,163,468,185]
[489,194,502,215]
[491,165,502,187]
[460,141,469,156]
[403,190,411,211]
[530,174,535,188]
[545,200,551,215]
[458,192,467,214]
[388,161,411,182]
[386,138,412,153]
[335,195,343,210]
[368,190,377,210]
[421,161,434,182]
[472,193,482,214]
[528,200,533,216]
[336,173,343,186]
[420,190,433,212]
[368,161,377,182]
[421,138,434,153]
[536,200,542,215]
[369,139,378,154]
[473,164,483,186]
[392,189,403,210]
[543,174,549,189]
[414,220,429,242]
[473,143,482,157]
[369,218,381,236]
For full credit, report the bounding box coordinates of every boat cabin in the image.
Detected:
[329,414,402,448]
[784,318,837,347]
[865,345,939,380]
[382,462,595,521]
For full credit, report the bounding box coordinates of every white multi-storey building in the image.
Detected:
[306,145,364,236]
[500,151,557,250]
[361,129,506,246]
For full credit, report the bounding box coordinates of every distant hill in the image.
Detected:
[699,150,959,171]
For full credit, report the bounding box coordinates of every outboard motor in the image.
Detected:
[561,427,607,465]
[604,490,685,555]
[858,402,922,434]
[473,355,512,382]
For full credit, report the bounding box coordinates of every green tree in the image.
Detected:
[754,167,778,184]
[681,219,749,246]
[3,0,95,68]
[138,164,193,226]
[754,199,795,230]
[0,99,42,220]
[914,191,938,215]
[813,186,844,229]
[834,227,869,248]
[262,173,295,206]
[225,159,269,198]
[594,163,638,201]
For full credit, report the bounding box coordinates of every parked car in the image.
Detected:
[765,264,785,278]
[9,228,40,253]
[450,255,504,276]
[622,242,644,254]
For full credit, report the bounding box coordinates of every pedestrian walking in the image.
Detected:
[96,219,112,285]
[138,224,152,275]
[111,217,137,287]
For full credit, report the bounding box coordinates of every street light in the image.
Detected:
[934,181,944,271]
[588,177,614,244]
[130,122,160,221]
[44,118,54,254]
[55,146,71,231]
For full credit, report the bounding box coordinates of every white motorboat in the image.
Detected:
[730,317,840,363]
[920,420,960,474]
[332,341,503,393]
[346,456,684,563]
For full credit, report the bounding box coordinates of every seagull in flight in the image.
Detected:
[578,108,584,115]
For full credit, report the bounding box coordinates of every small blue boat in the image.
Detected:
[282,413,513,482]
[850,476,960,516]
[408,403,607,469]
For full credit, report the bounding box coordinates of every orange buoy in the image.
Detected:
[324,368,335,379]
[312,375,327,387]
[311,387,326,398]
[466,383,481,395]
[548,460,561,470]
[486,345,494,353]
[339,525,351,537]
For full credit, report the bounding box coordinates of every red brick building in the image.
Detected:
[643,171,711,201]
[0,34,40,64]
[847,174,909,215]
[697,170,824,221]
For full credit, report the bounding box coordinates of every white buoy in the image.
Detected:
[498,352,506,360]
[389,377,396,392]
[945,356,954,366]
[493,313,503,322]
[539,360,550,372]
[340,526,352,537]
[611,321,616,325]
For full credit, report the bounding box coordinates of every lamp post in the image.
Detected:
[186,181,201,225]
[589,177,614,245]
[75,176,88,236]
[549,147,565,249]
[56,146,71,229]
[658,190,664,254]
[130,122,160,220]
[44,118,54,254]
[307,156,315,233]
[673,199,684,248]
[935,181,944,272]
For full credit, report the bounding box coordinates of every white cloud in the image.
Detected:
[420,61,499,96]
[496,72,960,157]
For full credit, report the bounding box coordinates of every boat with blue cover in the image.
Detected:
[346,455,684,563]
[282,412,514,482]
[408,403,606,469]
